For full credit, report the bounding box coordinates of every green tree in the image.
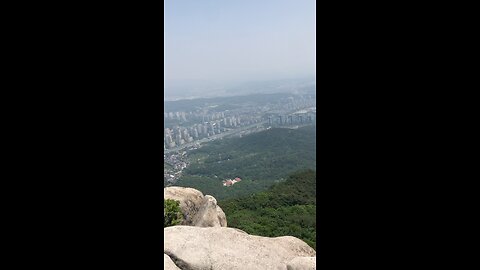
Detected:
[164,199,183,227]
[219,170,317,250]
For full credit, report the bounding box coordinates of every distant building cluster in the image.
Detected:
[164,114,262,150]
[222,177,242,187]
[164,94,316,150]
[267,111,316,126]
[164,151,189,184]
[164,111,188,121]
[164,127,194,149]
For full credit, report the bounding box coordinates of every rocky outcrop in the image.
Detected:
[164,187,227,227]
[164,253,181,270]
[164,187,316,269]
[164,226,316,270]
[287,256,316,270]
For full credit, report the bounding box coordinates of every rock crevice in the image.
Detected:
[164,253,181,270]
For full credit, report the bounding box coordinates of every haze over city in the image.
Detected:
[164,1,318,264]
[164,0,316,100]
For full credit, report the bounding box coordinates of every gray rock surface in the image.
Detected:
[164,187,227,227]
[164,226,316,270]
[287,256,316,270]
[164,253,181,270]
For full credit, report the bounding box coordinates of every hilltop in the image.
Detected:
[163,182,316,269]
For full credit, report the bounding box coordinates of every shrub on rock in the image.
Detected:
[164,199,182,227]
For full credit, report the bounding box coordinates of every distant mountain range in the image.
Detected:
[164,77,315,101]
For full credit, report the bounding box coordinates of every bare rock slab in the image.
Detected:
[287,256,316,270]
[164,226,316,270]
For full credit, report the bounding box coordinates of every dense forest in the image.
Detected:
[219,170,317,250]
[176,125,316,200]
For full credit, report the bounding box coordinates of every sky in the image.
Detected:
[164,0,315,99]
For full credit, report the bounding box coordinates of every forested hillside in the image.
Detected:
[219,170,317,250]
[176,125,316,200]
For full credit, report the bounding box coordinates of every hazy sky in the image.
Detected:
[164,0,316,84]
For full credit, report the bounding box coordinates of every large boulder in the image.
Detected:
[164,253,180,270]
[287,256,316,270]
[164,187,227,227]
[164,226,316,270]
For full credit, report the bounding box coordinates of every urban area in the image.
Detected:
[164,94,316,185]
